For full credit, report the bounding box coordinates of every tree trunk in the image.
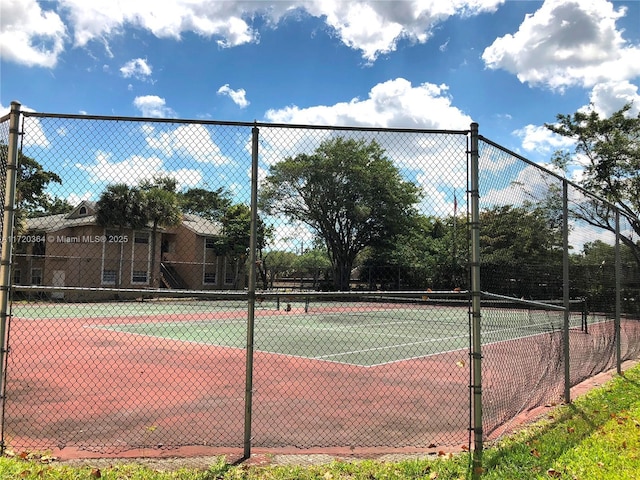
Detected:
[331,262,352,291]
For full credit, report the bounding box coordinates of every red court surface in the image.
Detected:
[3,310,636,460]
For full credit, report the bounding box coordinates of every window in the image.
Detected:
[13,269,21,285]
[15,241,26,254]
[134,232,149,244]
[205,237,216,249]
[203,272,216,284]
[31,268,42,285]
[79,206,87,215]
[132,270,148,283]
[102,269,116,285]
[33,239,46,256]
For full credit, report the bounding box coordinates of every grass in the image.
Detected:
[1,363,639,479]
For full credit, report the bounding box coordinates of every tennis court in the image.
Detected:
[47,298,572,368]
[4,295,578,454]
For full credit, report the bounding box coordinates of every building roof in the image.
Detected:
[25,202,223,236]
[180,213,223,236]
[27,213,95,232]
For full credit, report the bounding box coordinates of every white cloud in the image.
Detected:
[67,191,93,206]
[267,221,316,252]
[0,104,52,148]
[513,124,576,153]
[262,78,472,218]
[481,163,555,209]
[120,58,153,80]
[143,124,233,165]
[569,221,616,253]
[59,0,258,48]
[217,84,250,108]
[302,0,504,62]
[0,0,67,68]
[133,95,176,118]
[482,0,640,91]
[76,150,202,189]
[584,81,640,117]
[265,78,472,129]
[4,1,505,67]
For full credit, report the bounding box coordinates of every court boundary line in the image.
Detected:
[82,310,575,368]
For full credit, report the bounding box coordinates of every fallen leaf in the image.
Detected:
[39,454,57,463]
[531,449,540,458]
[456,360,465,368]
[90,468,101,478]
[547,468,561,477]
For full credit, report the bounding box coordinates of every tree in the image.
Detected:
[362,214,458,290]
[178,187,231,221]
[259,137,422,290]
[263,250,298,289]
[214,203,272,289]
[295,248,331,290]
[570,240,640,315]
[0,146,72,228]
[139,177,183,287]
[35,196,74,217]
[96,184,148,289]
[479,205,563,298]
[546,103,640,266]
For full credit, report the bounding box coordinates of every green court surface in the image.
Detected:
[10,299,249,318]
[87,305,566,367]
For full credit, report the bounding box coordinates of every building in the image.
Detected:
[12,200,245,301]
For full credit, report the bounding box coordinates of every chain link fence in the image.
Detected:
[0,106,638,470]
[1,109,474,455]
[477,139,566,438]
[477,136,640,441]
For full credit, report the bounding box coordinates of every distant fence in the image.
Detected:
[0,102,638,477]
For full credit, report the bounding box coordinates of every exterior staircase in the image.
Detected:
[160,263,188,289]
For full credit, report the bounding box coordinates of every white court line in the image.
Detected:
[314,332,469,360]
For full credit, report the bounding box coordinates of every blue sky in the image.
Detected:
[2,1,639,151]
[1,0,639,250]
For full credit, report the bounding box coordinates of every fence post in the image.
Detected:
[562,180,571,403]
[469,122,483,478]
[0,101,21,453]
[615,210,621,375]
[243,123,260,458]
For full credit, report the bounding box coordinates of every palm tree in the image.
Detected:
[140,178,183,287]
[96,184,148,290]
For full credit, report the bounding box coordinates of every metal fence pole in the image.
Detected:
[615,210,621,375]
[243,124,260,458]
[0,101,21,453]
[562,180,571,403]
[469,122,483,478]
